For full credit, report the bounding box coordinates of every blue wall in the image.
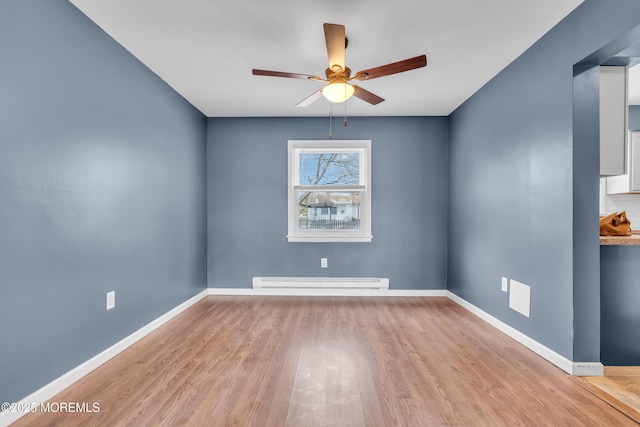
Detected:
[207,116,448,290]
[0,0,207,403]
[630,105,640,129]
[601,245,640,365]
[448,0,640,361]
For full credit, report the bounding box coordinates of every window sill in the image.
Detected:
[287,235,373,243]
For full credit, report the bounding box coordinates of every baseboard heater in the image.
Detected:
[252,277,389,290]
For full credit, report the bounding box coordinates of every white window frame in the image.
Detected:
[287,140,372,243]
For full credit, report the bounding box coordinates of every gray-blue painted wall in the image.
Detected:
[0,0,207,404]
[448,0,640,361]
[207,117,448,290]
[630,105,640,129]
[601,245,640,365]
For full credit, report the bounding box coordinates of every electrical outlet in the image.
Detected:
[501,277,508,292]
[106,291,115,310]
[321,258,328,268]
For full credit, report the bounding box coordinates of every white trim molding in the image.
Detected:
[572,362,605,377]
[446,291,603,376]
[0,289,208,427]
[209,287,447,297]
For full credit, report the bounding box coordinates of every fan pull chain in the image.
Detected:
[344,95,348,127]
[329,102,333,139]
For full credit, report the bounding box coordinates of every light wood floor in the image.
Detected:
[572,369,640,424]
[12,296,639,426]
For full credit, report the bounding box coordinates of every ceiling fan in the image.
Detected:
[252,23,427,107]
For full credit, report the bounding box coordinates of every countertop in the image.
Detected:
[600,233,640,245]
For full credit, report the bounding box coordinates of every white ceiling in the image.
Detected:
[69,0,584,117]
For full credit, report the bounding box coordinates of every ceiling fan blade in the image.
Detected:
[252,69,324,81]
[352,86,385,105]
[323,23,346,72]
[353,55,427,81]
[296,89,324,107]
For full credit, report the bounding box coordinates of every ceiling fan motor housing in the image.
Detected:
[325,66,351,84]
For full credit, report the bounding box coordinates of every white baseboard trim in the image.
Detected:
[571,362,605,377]
[446,291,602,376]
[207,287,448,297]
[0,289,209,427]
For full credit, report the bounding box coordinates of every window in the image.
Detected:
[288,140,372,242]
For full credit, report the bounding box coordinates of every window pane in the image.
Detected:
[296,191,361,230]
[298,152,360,185]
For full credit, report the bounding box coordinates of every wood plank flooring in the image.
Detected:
[11,296,639,426]
[571,374,640,423]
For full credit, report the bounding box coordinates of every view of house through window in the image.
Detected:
[288,140,372,242]
[297,191,361,230]
[297,151,361,231]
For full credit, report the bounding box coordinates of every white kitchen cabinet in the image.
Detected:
[600,66,628,177]
[606,131,640,193]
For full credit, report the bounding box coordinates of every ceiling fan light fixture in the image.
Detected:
[322,81,355,103]
[253,23,427,107]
